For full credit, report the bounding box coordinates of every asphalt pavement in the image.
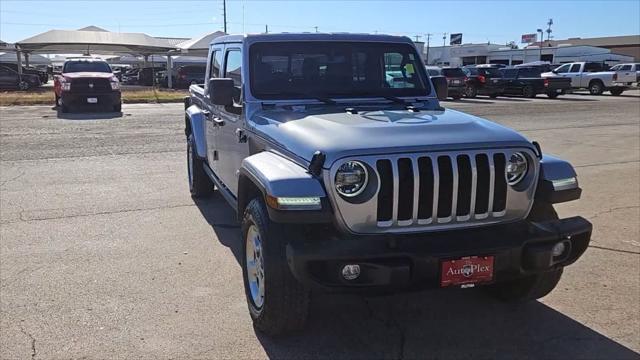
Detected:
[1,91,639,359]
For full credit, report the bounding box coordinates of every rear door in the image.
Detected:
[204,46,225,172]
[501,69,518,94]
[216,45,250,196]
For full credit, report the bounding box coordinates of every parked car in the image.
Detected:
[500,67,572,98]
[0,65,41,90]
[462,64,505,98]
[185,33,591,335]
[0,62,48,84]
[53,58,121,113]
[425,66,442,77]
[122,68,140,84]
[441,67,466,100]
[137,66,164,86]
[158,65,207,88]
[541,62,629,95]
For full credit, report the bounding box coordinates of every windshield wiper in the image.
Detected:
[350,92,408,104]
[270,91,337,105]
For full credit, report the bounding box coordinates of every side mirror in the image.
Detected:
[551,70,558,74]
[208,78,235,106]
[430,75,448,101]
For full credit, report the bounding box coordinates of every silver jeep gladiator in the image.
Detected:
[185,33,592,335]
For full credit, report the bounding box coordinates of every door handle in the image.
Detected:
[213,117,225,126]
[202,110,211,120]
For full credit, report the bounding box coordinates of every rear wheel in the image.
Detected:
[610,87,624,96]
[588,80,604,95]
[187,134,213,198]
[18,81,29,91]
[242,198,310,335]
[522,85,536,98]
[465,84,478,98]
[546,92,560,99]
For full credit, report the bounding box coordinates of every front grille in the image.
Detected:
[70,78,111,93]
[375,152,509,227]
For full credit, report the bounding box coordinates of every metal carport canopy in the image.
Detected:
[16,29,177,54]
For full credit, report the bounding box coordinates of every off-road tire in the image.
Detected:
[523,85,536,98]
[610,87,624,96]
[187,134,213,198]
[486,200,562,302]
[588,80,604,95]
[242,198,310,336]
[546,92,560,99]
[465,85,478,98]
[451,94,462,100]
[487,269,564,303]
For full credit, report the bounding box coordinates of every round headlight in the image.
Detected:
[335,161,368,197]
[506,152,528,185]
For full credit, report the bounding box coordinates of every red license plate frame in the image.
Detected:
[440,256,494,287]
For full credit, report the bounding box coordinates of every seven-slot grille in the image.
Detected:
[375,152,508,227]
[70,78,111,93]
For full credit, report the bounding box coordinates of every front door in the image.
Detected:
[567,63,583,88]
[216,46,249,196]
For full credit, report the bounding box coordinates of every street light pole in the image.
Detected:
[537,28,543,60]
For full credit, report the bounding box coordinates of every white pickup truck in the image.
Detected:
[541,62,633,96]
[610,63,640,91]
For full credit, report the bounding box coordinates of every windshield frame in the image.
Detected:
[248,41,431,101]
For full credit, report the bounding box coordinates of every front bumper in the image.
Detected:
[62,91,121,107]
[286,217,591,291]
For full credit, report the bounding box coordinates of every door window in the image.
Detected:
[502,69,517,79]
[555,64,570,73]
[224,49,243,113]
[619,65,632,71]
[569,64,581,73]
[209,50,223,78]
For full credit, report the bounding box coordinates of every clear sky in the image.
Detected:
[1,0,639,45]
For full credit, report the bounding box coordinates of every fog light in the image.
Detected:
[552,242,566,257]
[341,264,360,280]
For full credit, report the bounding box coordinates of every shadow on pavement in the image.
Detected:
[55,110,124,120]
[194,193,639,360]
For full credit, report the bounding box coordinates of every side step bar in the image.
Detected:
[203,163,238,212]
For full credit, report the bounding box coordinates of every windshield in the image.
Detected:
[63,61,112,73]
[479,68,502,77]
[250,41,430,100]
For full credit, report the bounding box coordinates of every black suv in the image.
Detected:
[462,64,505,98]
[441,67,466,100]
[0,65,41,90]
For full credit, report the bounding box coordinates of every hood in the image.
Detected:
[250,106,533,167]
[62,72,115,79]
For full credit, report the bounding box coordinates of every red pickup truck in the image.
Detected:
[54,58,121,113]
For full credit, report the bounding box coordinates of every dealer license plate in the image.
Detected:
[556,89,562,93]
[440,256,494,287]
[87,97,98,104]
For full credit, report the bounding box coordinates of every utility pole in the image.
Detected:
[425,33,432,65]
[265,24,269,34]
[223,0,227,33]
[314,26,318,33]
[414,34,422,42]
[546,18,553,43]
[442,33,447,47]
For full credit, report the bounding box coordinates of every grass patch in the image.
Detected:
[0,88,188,106]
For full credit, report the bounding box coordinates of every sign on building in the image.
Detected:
[450,33,462,45]
[521,33,537,44]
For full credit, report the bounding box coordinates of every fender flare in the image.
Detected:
[238,152,330,223]
[185,104,207,159]
[537,154,581,203]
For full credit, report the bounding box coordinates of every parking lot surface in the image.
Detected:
[1,92,639,359]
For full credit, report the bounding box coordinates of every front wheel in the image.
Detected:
[610,87,624,96]
[242,198,310,336]
[486,269,563,303]
[18,81,30,91]
[522,85,536,98]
